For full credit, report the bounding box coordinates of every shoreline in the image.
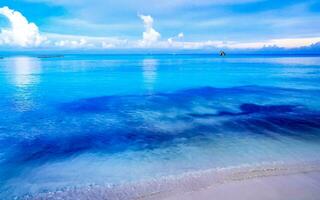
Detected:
[24,161,320,200]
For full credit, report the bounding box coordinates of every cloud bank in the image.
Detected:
[168,32,184,45]
[0,6,45,47]
[44,33,126,49]
[0,6,319,52]
[138,14,161,46]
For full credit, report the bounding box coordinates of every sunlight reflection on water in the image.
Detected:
[4,57,42,111]
[6,57,42,87]
[142,58,158,93]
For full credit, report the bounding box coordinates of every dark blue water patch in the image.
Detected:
[188,113,217,118]
[189,104,297,118]
[1,129,199,169]
[239,103,296,114]
[3,86,320,162]
[60,85,305,114]
[4,104,320,167]
[3,128,176,165]
[227,115,320,135]
[61,96,116,113]
[213,103,320,138]
[2,85,320,178]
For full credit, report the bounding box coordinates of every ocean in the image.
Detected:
[1,54,320,199]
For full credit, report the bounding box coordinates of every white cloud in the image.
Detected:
[171,40,225,49]
[220,37,320,49]
[168,32,184,46]
[0,6,46,47]
[101,41,115,48]
[164,36,320,50]
[41,33,320,50]
[54,38,88,48]
[138,14,161,46]
[0,6,319,50]
[44,33,126,49]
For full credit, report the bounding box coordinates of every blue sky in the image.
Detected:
[0,0,320,50]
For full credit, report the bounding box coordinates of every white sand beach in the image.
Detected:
[26,162,320,200]
[148,171,320,200]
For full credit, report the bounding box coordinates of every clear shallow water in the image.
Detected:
[0,54,320,198]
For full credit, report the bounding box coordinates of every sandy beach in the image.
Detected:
[148,171,320,200]
[25,162,320,200]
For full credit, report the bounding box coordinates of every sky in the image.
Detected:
[0,0,320,51]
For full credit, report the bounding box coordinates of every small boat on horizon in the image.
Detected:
[219,50,226,56]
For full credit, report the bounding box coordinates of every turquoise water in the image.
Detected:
[1,54,320,198]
